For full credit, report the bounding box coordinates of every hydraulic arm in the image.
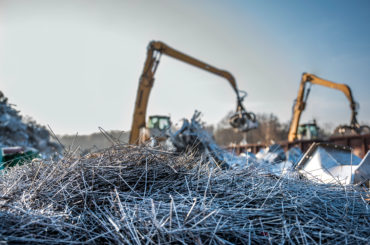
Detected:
[288,73,361,142]
[129,41,257,144]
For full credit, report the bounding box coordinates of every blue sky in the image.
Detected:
[0,0,369,135]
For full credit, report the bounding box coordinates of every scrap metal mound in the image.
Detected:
[167,112,370,186]
[168,111,250,168]
[0,91,61,156]
[0,144,368,244]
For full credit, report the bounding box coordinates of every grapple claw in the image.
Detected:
[228,90,258,132]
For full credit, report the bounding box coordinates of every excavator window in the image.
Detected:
[147,116,171,131]
[159,118,170,130]
[297,123,319,140]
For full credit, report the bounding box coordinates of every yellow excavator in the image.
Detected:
[288,73,369,142]
[129,41,258,144]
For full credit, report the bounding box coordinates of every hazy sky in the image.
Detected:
[1,0,369,135]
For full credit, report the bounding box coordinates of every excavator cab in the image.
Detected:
[144,115,171,141]
[297,121,319,140]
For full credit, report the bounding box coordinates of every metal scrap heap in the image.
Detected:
[168,112,370,186]
[168,111,248,168]
[0,91,61,157]
[0,145,368,244]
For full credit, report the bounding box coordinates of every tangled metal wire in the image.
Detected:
[0,145,368,244]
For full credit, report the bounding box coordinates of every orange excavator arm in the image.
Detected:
[288,73,359,142]
[129,41,256,144]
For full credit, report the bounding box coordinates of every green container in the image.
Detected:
[0,148,40,170]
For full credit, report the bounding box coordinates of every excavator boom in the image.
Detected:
[149,42,239,93]
[129,41,256,144]
[288,73,359,142]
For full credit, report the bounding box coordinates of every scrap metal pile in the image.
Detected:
[0,91,61,156]
[0,111,368,244]
[168,112,370,186]
[0,144,369,244]
[168,111,248,169]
